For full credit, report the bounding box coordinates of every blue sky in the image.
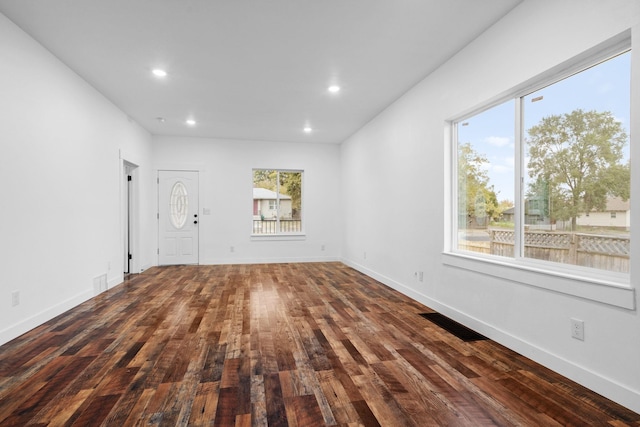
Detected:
[457,51,631,204]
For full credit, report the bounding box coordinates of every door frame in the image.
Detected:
[122,160,139,275]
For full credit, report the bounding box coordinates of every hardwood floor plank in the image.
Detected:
[351,369,417,427]
[264,372,288,427]
[428,363,517,426]
[315,369,359,424]
[143,382,182,425]
[377,357,475,427]
[101,373,150,426]
[44,388,93,426]
[2,355,95,425]
[187,381,220,425]
[69,394,121,427]
[0,263,637,426]
[351,399,382,427]
[291,394,326,426]
[470,375,565,426]
[512,369,617,424]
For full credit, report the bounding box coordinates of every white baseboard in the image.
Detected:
[140,263,153,272]
[341,257,640,414]
[0,289,93,347]
[200,255,342,265]
[108,275,122,289]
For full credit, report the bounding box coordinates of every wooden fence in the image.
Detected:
[488,230,629,273]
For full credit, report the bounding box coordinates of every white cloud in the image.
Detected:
[484,136,511,147]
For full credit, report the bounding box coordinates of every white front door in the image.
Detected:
[158,170,199,265]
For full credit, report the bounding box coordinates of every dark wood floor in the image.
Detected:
[0,263,638,426]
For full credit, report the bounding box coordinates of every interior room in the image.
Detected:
[0,0,639,424]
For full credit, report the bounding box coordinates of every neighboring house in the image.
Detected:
[501,207,515,224]
[501,197,547,225]
[252,188,292,219]
[577,196,630,230]
[501,196,630,230]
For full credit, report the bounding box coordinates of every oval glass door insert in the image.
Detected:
[169,181,188,229]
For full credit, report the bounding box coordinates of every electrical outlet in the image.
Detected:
[418,271,424,282]
[230,246,235,253]
[321,244,325,251]
[363,251,367,259]
[11,291,19,307]
[571,318,584,341]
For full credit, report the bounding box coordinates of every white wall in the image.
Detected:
[153,136,342,264]
[341,0,640,413]
[0,13,154,345]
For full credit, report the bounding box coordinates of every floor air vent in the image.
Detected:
[419,313,488,342]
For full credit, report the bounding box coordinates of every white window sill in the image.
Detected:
[442,251,635,310]
[251,234,306,242]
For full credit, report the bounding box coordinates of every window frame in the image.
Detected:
[251,168,305,239]
[444,37,634,310]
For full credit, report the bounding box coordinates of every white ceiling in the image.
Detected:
[0,0,523,144]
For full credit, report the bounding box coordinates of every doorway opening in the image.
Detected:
[123,161,139,275]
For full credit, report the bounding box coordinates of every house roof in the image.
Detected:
[253,188,291,200]
[603,196,630,212]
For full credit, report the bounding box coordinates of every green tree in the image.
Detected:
[253,169,277,191]
[458,142,499,227]
[279,172,302,219]
[527,109,629,229]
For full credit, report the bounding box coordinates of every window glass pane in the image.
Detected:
[523,52,630,272]
[169,181,188,229]
[253,169,278,234]
[252,169,303,234]
[278,171,302,233]
[456,100,515,256]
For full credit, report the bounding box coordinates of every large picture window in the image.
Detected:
[453,49,630,275]
[252,169,303,235]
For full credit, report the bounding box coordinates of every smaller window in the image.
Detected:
[253,169,303,235]
[611,212,617,219]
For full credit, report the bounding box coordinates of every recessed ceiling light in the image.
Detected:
[186,119,196,126]
[156,117,166,123]
[328,85,341,93]
[152,69,167,77]
[303,126,312,133]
